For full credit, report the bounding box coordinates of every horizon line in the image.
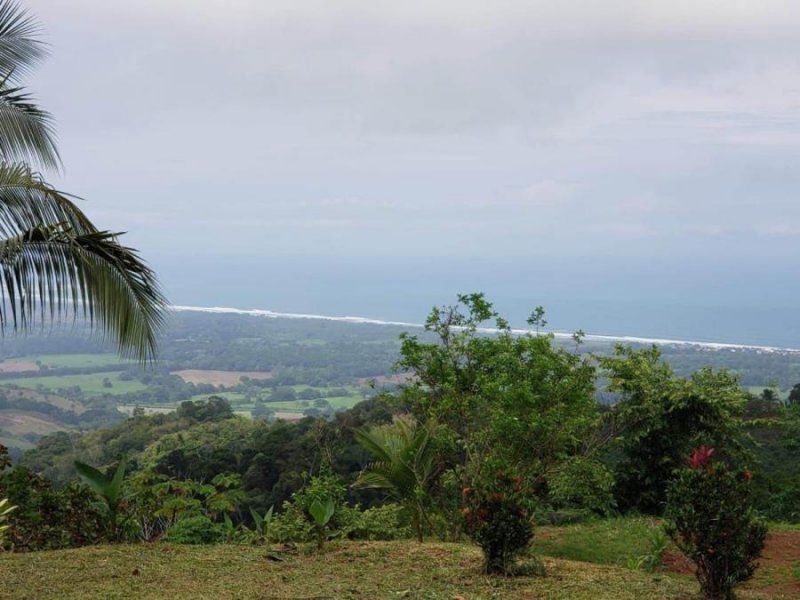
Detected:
[169,304,800,354]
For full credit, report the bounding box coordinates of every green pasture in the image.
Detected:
[1,372,146,396]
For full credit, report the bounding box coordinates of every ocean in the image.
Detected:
[152,254,800,349]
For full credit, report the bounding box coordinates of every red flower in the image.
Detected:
[689,446,715,470]
[462,487,472,497]
[743,470,752,481]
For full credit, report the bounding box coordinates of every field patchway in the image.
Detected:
[171,369,273,387]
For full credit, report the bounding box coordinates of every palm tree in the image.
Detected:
[0,0,165,361]
[353,417,439,542]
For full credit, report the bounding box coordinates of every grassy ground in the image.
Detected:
[0,541,705,600]
[536,517,662,567]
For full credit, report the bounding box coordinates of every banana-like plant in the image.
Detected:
[250,505,274,541]
[0,0,166,362]
[308,497,335,550]
[0,497,16,545]
[74,456,127,540]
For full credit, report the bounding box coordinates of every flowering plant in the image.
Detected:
[462,470,534,574]
[665,446,766,600]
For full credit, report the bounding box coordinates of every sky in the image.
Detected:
[20,1,800,336]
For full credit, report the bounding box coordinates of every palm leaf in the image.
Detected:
[0,163,93,235]
[0,85,58,169]
[0,0,45,81]
[0,224,166,362]
[0,1,57,169]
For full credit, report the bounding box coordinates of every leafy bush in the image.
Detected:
[664,446,767,600]
[351,504,411,540]
[548,457,616,517]
[267,472,360,544]
[462,470,535,575]
[0,465,105,551]
[165,515,223,544]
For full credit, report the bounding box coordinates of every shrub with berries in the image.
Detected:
[664,446,767,600]
[462,470,534,574]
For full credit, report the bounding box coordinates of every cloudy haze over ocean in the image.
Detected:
[26,1,800,344]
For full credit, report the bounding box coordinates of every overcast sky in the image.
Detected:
[24,0,800,266]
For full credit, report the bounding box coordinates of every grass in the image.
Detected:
[31,353,132,368]
[536,517,663,567]
[0,372,146,396]
[0,541,705,600]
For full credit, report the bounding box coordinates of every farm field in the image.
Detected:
[0,372,146,396]
[0,410,67,436]
[171,369,273,386]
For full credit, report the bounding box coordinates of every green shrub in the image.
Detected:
[351,504,411,540]
[267,472,361,544]
[462,470,535,575]
[165,515,223,544]
[548,457,616,517]
[1,465,105,551]
[664,446,767,600]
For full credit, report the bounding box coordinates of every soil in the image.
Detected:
[0,360,39,373]
[171,369,272,387]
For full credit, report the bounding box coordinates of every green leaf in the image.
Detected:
[309,498,335,527]
[74,460,111,498]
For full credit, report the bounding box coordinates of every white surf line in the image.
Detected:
[169,304,800,354]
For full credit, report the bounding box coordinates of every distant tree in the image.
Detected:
[270,386,297,402]
[759,387,779,403]
[789,383,800,406]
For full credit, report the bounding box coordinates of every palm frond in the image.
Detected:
[0,225,166,362]
[0,1,56,170]
[0,85,58,169]
[0,0,45,81]
[0,163,93,234]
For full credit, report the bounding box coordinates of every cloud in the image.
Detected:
[19,0,800,263]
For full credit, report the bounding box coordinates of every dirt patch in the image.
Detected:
[274,411,304,421]
[171,369,272,387]
[665,531,800,575]
[0,360,39,373]
[0,410,69,434]
[663,531,800,597]
[357,373,415,386]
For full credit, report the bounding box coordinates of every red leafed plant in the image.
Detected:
[462,469,534,575]
[665,446,766,600]
[688,446,715,470]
